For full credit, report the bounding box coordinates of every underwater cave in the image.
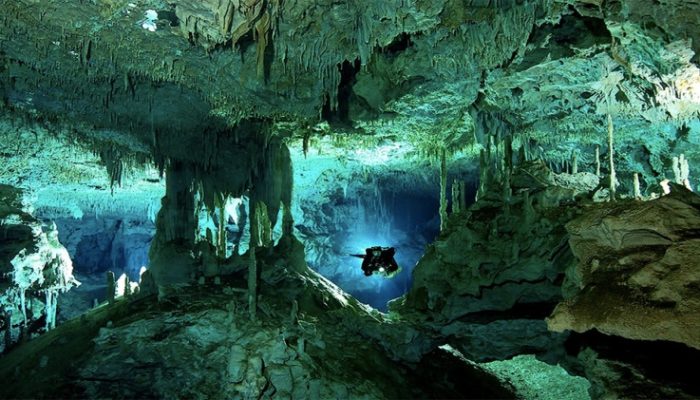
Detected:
[2,1,700,399]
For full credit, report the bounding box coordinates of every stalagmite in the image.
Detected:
[248,200,263,321]
[138,270,157,297]
[124,275,131,297]
[633,173,642,200]
[523,190,535,221]
[439,147,448,231]
[248,242,257,322]
[517,145,526,165]
[106,271,116,304]
[149,161,198,286]
[290,299,298,324]
[572,152,578,174]
[595,145,601,177]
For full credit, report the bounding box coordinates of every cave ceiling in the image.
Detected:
[1,0,699,179]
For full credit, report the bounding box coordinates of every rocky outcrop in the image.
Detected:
[400,161,592,319]
[0,236,517,399]
[548,184,700,350]
[395,160,596,361]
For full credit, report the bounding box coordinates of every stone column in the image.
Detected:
[149,161,198,286]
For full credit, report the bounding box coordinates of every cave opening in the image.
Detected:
[340,185,441,311]
[300,167,478,311]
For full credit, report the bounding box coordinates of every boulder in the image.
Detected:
[548,185,700,350]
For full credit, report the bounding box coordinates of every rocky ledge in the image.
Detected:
[549,183,700,350]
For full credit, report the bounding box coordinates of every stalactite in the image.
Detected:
[673,154,692,190]
[572,152,578,174]
[439,147,448,232]
[595,145,601,177]
[19,290,27,328]
[477,148,487,201]
[254,201,272,247]
[451,179,460,214]
[459,181,467,211]
[608,113,616,201]
[282,202,294,237]
[503,135,513,202]
[100,146,124,189]
[215,194,228,258]
[255,11,271,81]
[44,290,57,331]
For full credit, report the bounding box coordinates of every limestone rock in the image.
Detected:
[548,185,700,349]
[394,163,584,362]
[401,164,580,323]
[0,245,516,399]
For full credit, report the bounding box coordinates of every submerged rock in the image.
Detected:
[395,162,585,361]
[548,184,700,350]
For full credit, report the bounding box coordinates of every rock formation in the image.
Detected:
[548,184,700,350]
[0,185,79,352]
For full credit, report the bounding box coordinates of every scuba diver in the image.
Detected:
[351,246,400,277]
